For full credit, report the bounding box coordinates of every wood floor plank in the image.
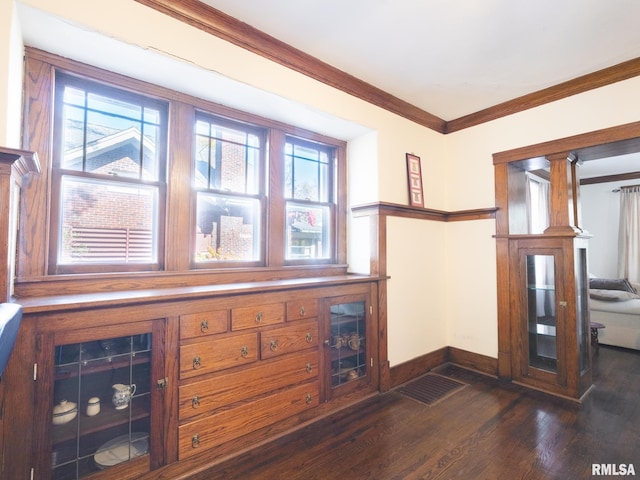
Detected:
[182,345,640,479]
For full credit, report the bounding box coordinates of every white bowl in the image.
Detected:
[52,400,78,425]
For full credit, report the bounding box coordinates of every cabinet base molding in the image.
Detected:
[447,347,498,377]
[389,347,498,389]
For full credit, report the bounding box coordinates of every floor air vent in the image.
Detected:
[397,373,466,406]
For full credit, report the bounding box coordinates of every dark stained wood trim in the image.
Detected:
[447,347,498,378]
[134,1,640,134]
[493,121,640,164]
[580,171,640,185]
[0,148,40,302]
[134,0,446,133]
[25,48,349,148]
[388,346,498,389]
[448,208,498,222]
[351,201,497,222]
[377,279,390,392]
[388,347,448,389]
[446,57,640,133]
[15,274,383,314]
[0,147,40,179]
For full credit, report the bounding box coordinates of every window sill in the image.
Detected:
[15,273,385,314]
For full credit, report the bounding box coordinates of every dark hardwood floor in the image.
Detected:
[187,346,640,479]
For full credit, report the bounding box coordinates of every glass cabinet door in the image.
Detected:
[327,298,367,392]
[51,334,152,480]
[525,254,557,372]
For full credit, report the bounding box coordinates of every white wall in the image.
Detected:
[581,179,638,278]
[387,217,448,365]
[4,0,640,368]
[0,1,24,146]
[444,220,498,357]
[442,78,640,357]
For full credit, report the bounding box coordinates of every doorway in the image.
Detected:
[492,121,640,399]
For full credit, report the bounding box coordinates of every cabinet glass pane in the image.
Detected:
[52,334,151,480]
[526,255,557,372]
[329,301,366,388]
[576,248,590,373]
[507,160,550,235]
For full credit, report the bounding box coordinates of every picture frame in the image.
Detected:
[406,153,424,207]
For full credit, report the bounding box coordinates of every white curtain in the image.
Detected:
[526,174,550,234]
[617,185,640,283]
[526,175,553,316]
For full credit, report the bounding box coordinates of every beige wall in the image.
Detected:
[5,0,640,367]
[0,0,24,146]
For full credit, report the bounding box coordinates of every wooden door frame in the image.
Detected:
[493,121,640,383]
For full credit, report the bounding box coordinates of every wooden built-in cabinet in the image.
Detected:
[494,148,592,401]
[4,277,380,479]
[35,321,166,480]
[177,296,320,461]
[322,293,374,400]
[508,236,591,399]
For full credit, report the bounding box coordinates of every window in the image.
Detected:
[50,73,167,273]
[193,115,264,264]
[284,138,334,260]
[23,52,346,282]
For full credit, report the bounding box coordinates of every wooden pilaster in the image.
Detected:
[0,147,40,302]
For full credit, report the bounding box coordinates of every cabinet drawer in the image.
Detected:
[178,381,319,459]
[286,298,318,321]
[231,302,285,330]
[260,321,318,360]
[180,310,228,339]
[179,332,258,379]
[178,350,318,420]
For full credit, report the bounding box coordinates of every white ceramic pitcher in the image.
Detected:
[112,383,136,410]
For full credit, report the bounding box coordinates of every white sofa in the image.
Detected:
[589,280,640,351]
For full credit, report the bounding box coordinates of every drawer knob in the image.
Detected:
[191,396,200,409]
[305,393,313,404]
[306,362,312,373]
[306,332,313,343]
[200,319,209,333]
[241,345,249,358]
[255,311,263,324]
[269,340,278,352]
[299,306,306,317]
[192,355,201,370]
[192,434,200,448]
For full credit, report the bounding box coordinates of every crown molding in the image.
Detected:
[136,0,640,135]
[135,0,447,133]
[446,57,640,133]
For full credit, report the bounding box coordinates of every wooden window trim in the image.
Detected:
[18,48,347,297]
[48,72,169,275]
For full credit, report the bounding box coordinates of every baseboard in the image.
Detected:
[388,346,497,389]
[447,346,498,377]
[388,347,448,388]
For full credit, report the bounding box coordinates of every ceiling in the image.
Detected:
[198,0,640,121]
[196,0,640,180]
[15,1,640,179]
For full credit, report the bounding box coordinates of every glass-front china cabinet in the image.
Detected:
[495,151,591,400]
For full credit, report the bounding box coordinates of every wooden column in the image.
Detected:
[569,155,584,232]
[544,152,581,235]
[0,147,40,302]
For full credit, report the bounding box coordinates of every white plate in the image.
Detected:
[94,432,149,468]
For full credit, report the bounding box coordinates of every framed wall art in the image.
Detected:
[406,153,424,207]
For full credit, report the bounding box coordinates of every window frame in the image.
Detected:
[49,72,169,275]
[283,135,337,265]
[192,112,268,268]
[19,49,348,294]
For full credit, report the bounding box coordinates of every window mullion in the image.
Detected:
[267,129,286,267]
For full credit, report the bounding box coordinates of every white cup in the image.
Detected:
[86,397,100,416]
